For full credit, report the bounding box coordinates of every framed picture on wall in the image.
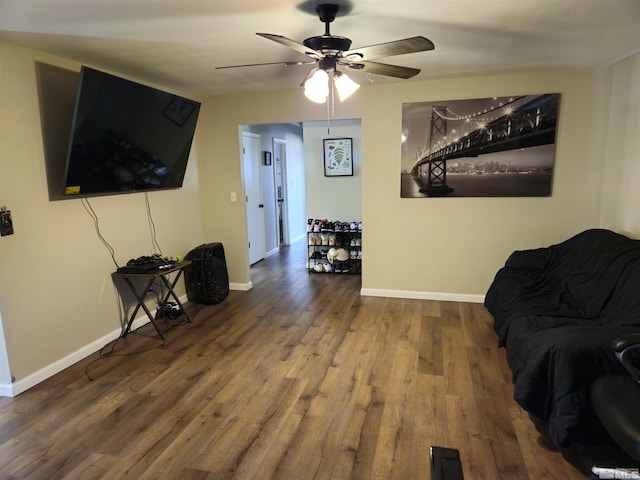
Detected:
[264,151,272,166]
[323,138,353,177]
[400,93,560,197]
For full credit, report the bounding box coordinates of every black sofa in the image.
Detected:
[485,228,640,449]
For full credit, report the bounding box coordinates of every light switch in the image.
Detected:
[230,192,237,202]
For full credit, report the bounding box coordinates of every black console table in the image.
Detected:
[115,260,192,339]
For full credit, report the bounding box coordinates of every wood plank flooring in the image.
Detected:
[0,240,593,479]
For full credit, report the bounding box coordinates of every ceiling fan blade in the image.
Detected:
[216,60,316,70]
[256,33,324,58]
[348,61,421,79]
[343,36,434,60]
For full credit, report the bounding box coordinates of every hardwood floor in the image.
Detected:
[0,240,592,479]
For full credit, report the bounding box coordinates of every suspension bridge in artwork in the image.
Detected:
[409,93,560,196]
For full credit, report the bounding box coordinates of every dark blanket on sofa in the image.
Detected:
[485,229,640,448]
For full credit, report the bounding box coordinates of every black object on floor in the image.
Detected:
[431,446,464,480]
[184,243,229,304]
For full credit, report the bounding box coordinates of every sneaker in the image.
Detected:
[328,235,336,246]
[350,221,357,232]
[321,234,329,246]
[308,235,315,246]
[323,263,332,273]
[307,219,313,232]
[357,249,362,259]
[350,238,357,246]
[314,263,323,272]
[334,221,341,232]
[358,221,362,232]
[355,238,361,247]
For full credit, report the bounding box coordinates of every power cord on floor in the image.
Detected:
[84,304,197,382]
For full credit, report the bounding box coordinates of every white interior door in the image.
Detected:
[242,132,265,265]
[273,137,289,246]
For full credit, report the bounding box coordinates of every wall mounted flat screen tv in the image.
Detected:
[62,66,201,197]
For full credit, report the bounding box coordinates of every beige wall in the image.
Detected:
[0,42,205,387]
[2,36,638,392]
[361,70,614,297]
[600,52,640,236]
[304,119,362,222]
[198,68,614,298]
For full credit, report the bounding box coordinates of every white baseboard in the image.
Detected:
[360,288,485,304]
[229,281,252,291]
[4,295,188,397]
[0,383,14,397]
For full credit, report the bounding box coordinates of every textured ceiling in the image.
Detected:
[1,0,639,96]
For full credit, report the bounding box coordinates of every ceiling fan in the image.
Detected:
[216,3,435,102]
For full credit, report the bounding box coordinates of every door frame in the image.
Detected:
[272,137,289,246]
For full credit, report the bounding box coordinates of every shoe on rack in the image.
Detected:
[350,238,357,246]
[307,219,314,232]
[323,262,332,273]
[357,249,362,259]
[350,221,358,232]
[358,221,362,232]
[314,263,323,272]
[328,235,336,246]
[313,220,320,232]
[355,238,361,246]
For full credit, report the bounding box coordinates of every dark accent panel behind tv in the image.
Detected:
[36,63,79,201]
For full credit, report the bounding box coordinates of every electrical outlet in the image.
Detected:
[0,207,13,236]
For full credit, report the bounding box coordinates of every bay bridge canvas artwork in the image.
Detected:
[401,93,560,197]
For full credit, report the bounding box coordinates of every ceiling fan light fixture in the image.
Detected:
[334,71,359,101]
[304,69,329,103]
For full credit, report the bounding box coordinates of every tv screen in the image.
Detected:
[62,66,201,197]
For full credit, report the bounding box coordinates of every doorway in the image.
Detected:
[240,123,307,266]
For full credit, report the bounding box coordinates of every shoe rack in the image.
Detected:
[307,220,362,275]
